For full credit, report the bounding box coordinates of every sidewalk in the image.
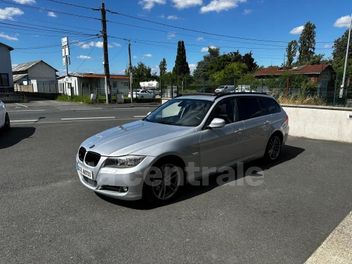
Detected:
[305,211,352,263]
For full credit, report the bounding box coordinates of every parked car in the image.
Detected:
[76,93,289,202]
[214,85,235,94]
[128,89,155,100]
[0,100,10,131]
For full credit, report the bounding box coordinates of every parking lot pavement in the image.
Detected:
[6,100,157,125]
[1,102,352,264]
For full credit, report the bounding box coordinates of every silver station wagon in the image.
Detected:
[76,93,289,202]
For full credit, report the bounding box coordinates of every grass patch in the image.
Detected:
[56,95,92,104]
[278,96,326,106]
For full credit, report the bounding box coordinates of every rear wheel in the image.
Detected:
[143,162,184,203]
[265,134,282,161]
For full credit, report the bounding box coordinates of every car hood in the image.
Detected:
[81,120,194,156]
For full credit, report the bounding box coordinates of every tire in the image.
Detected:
[143,161,184,204]
[264,134,282,162]
[3,113,10,130]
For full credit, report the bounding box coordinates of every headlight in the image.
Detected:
[103,155,146,168]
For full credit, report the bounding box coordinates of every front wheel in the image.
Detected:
[143,162,184,203]
[4,113,10,130]
[265,134,282,161]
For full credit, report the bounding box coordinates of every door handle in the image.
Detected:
[234,128,243,134]
[264,121,270,126]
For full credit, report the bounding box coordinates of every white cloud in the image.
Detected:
[243,9,252,15]
[113,42,121,47]
[201,45,216,52]
[200,0,246,13]
[324,44,333,49]
[139,0,166,10]
[13,0,36,4]
[167,32,176,39]
[197,37,204,41]
[334,15,352,28]
[77,55,92,60]
[167,15,179,20]
[0,32,18,41]
[143,53,152,58]
[0,7,24,20]
[95,41,104,48]
[77,41,112,49]
[290,25,304,35]
[48,11,57,17]
[173,0,203,9]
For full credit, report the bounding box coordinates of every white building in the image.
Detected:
[0,43,14,93]
[58,73,130,97]
[140,80,159,90]
[13,60,58,94]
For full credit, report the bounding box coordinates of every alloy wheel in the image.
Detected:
[267,136,282,161]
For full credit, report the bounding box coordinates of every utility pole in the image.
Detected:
[101,1,111,104]
[128,41,133,103]
[339,14,352,99]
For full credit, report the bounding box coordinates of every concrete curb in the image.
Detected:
[305,212,352,264]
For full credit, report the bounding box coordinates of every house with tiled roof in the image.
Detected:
[57,73,130,97]
[255,64,335,98]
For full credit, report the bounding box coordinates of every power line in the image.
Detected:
[0,0,100,21]
[0,21,98,37]
[40,0,97,11]
[13,37,99,50]
[107,9,333,44]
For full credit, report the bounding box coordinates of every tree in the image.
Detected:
[242,52,258,72]
[211,62,248,85]
[286,40,298,67]
[332,29,352,82]
[159,58,167,95]
[173,41,190,77]
[127,62,152,88]
[159,58,167,76]
[173,41,190,92]
[193,48,257,86]
[298,22,316,64]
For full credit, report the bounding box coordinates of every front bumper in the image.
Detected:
[76,156,155,201]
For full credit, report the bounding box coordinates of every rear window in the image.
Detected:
[259,97,281,114]
[236,97,264,121]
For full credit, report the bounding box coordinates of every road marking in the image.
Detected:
[15,103,28,108]
[61,116,116,121]
[11,119,38,123]
[133,115,146,118]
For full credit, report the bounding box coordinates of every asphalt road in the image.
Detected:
[1,101,352,264]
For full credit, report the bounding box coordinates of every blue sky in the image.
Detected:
[0,0,351,76]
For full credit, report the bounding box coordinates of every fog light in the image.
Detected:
[121,187,128,193]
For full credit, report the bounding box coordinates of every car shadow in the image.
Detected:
[0,127,36,149]
[97,145,305,210]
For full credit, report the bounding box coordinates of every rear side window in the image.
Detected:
[236,97,264,121]
[259,97,281,114]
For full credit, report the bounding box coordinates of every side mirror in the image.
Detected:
[208,118,226,129]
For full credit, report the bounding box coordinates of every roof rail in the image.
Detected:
[175,92,215,98]
[176,91,268,99]
[215,92,268,99]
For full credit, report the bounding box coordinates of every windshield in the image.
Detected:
[145,99,213,127]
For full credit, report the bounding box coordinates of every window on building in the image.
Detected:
[0,73,9,87]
